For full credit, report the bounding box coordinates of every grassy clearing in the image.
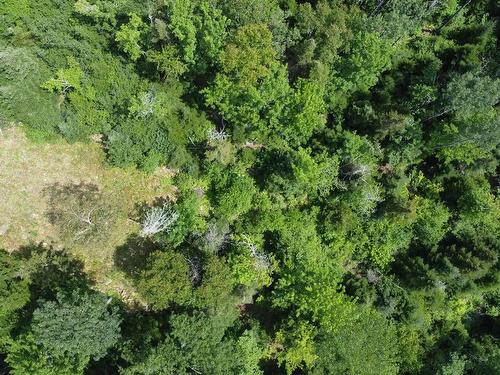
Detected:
[0,125,176,303]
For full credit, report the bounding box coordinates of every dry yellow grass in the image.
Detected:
[0,126,176,303]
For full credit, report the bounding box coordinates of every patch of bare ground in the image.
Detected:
[0,125,176,305]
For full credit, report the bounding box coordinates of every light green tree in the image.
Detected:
[115,13,146,61]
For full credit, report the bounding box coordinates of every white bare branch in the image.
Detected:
[139,90,156,118]
[140,205,178,236]
[187,257,201,284]
[344,163,371,181]
[203,223,229,255]
[207,127,228,142]
[241,235,271,272]
[67,206,95,226]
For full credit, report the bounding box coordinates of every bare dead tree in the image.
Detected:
[207,126,228,143]
[243,141,265,150]
[68,205,98,240]
[434,279,447,293]
[140,205,178,236]
[366,269,381,284]
[44,182,116,244]
[343,159,372,183]
[139,90,156,118]
[203,223,230,255]
[146,0,155,25]
[241,235,271,272]
[347,164,371,178]
[187,256,202,284]
[46,78,74,96]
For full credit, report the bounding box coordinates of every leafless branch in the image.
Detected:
[140,205,178,236]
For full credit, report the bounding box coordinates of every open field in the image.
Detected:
[0,125,176,302]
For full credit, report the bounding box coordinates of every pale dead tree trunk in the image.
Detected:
[140,205,178,236]
[423,106,453,121]
[343,159,372,183]
[70,206,96,225]
[146,1,154,25]
[367,269,381,284]
[187,257,201,284]
[67,206,97,239]
[424,89,494,121]
[434,279,447,292]
[431,132,496,151]
[243,141,265,150]
[347,164,371,178]
[241,235,271,272]
[370,0,389,17]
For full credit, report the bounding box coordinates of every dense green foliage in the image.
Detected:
[0,0,499,374]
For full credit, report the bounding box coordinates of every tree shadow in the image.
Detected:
[43,182,101,223]
[132,196,173,217]
[42,182,116,244]
[113,234,159,280]
[15,244,93,302]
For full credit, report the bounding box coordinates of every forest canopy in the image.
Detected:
[0,0,499,374]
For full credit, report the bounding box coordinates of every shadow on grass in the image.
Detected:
[130,196,174,222]
[7,244,93,303]
[42,182,116,244]
[113,234,159,280]
[43,182,101,221]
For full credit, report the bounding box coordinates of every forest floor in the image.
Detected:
[0,125,176,304]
